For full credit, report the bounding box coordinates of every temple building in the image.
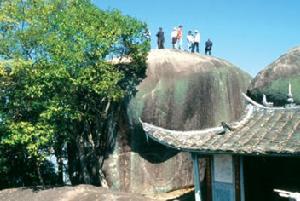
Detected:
[140,88,300,201]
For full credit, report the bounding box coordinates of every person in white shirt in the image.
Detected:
[186,30,194,52]
[171,27,177,49]
[193,30,200,53]
[143,28,151,40]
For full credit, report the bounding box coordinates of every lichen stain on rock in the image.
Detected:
[103,49,251,194]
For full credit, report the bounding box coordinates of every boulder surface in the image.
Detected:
[0,185,155,201]
[103,49,251,194]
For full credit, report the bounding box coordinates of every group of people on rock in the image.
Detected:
[155,26,213,55]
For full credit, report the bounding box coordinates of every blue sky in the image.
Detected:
[93,0,300,76]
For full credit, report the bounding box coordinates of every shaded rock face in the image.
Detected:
[249,46,300,105]
[0,185,155,201]
[103,49,251,194]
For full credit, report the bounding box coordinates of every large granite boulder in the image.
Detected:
[0,185,155,201]
[248,46,300,105]
[103,49,251,194]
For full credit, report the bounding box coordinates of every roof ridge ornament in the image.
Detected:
[262,94,274,107]
[217,121,235,135]
[286,82,296,108]
[242,93,291,109]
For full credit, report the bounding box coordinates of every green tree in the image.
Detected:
[0,0,149,188]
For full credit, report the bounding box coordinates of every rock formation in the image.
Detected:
[103,49,251,194]
[0,185,156,201]
[249,46,300,105]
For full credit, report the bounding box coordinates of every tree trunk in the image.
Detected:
[76,134,91,184]
[65,103,120,187]
[67,142,79,185]
[56,145,64,185]
[36,162,45,188]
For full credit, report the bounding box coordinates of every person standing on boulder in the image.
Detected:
[171,27,177,49]
[192,30,200,53]
[205,38,213,55]
[187,30,194,52]
[144,28,151,41]
[176,25,183,50]
[156,27,165,49]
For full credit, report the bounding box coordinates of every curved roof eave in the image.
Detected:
[140,93,300,156]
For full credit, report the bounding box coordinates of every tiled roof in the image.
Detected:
[140,94,300,156]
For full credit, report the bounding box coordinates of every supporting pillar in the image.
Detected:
[205,157,212,201]
[191,153,202,201]
[234,156,241,201]
[240,157,245,201]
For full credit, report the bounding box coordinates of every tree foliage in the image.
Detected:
[0,0,149,188]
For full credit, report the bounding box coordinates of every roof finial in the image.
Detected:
[286,82,295,108]
[287,82,294,103]
[262,94,274,107]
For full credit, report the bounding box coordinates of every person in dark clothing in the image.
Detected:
[156,27,165,49]
[205,39,213,55]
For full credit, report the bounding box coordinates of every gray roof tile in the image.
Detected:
[140,94,300,156]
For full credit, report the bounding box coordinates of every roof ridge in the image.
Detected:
[242,93,300,110]
[140,93,300,155]
[140,102,255,133]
